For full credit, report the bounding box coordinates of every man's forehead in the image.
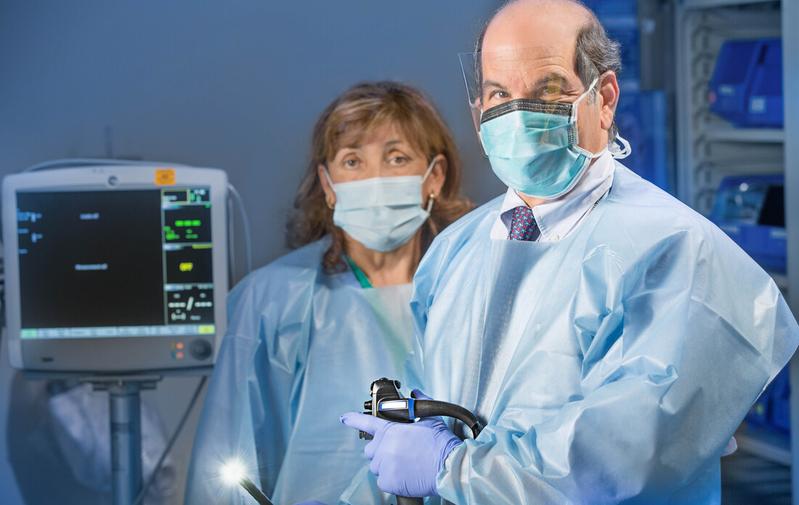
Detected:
[480,46,568,71]
[479,46,578,89]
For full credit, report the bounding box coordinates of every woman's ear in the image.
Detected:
[317,164,336,208]
[423,154,447,200]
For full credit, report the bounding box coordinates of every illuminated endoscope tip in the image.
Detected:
[219,459,246,486]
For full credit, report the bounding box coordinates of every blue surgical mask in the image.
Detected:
[324,160,435,252]
[479,78,629,200]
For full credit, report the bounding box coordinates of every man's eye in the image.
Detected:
[544,84,562,96]
[488,90,510,100]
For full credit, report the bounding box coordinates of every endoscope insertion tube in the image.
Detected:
[220,459,275,505]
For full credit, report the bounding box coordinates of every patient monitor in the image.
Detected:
[2,165,228,372]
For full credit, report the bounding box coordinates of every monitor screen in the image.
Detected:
[16,187,216,340]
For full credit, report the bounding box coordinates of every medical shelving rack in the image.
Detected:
[675,0,799,499]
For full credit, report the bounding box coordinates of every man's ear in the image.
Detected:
[598,72,620,132]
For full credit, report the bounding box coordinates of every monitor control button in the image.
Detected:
[189,339,212,360]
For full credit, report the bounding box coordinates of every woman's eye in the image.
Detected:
[388,156,409,166]
[343,158,360,169]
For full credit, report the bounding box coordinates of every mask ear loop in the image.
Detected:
[423,157,439,213]
[322,165,335,187]
[610,134,632,159]
[570,77,600,124]
[569,77,606,159]
[573,72,629,159]
[422,158,437,182]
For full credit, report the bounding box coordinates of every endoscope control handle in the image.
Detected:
[377,397,483,439]
[358,379,481,505]
[396,496,423,505]
[359,378,412,440]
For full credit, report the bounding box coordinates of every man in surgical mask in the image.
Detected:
[339,1,799,504]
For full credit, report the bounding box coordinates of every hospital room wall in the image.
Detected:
[0,1,505,270]
[0,1,502,504]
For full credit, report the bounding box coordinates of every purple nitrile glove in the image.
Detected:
[340,390,462,498]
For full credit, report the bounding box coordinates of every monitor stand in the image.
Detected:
[87,375,160,505]
[23,367,212,505]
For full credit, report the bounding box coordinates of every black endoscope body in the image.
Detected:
[360,378,482,505]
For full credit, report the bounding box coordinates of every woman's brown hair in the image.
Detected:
[286,81,473,273]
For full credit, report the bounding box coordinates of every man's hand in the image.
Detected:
[340,400,462,498]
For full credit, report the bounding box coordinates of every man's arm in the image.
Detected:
[436,236,798,504]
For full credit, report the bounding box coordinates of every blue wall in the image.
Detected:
[0,0,504,271]
[0,2,672,503]
[0,2,502,503]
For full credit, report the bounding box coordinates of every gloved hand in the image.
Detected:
[340,390,462,497]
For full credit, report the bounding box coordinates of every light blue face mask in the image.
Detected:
[324,161,435,252]
[479,78,629,200]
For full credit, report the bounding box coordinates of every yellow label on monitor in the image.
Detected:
[155,168,176,186]
[179,262,194,272]
[198,325,215,334]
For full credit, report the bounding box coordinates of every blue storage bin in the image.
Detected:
[616,90,670,192]
[710,175,786,273]
[709,38,784,128]
[583,0,639,81]
[747,383,772,428]
[610,28,640,83]
[582,0,637,17]
[708,40,763,126]
[747,39,784,127]
[770,367,791,433]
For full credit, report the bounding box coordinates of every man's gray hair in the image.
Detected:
[574,10,622,140]
[476,0,622,140]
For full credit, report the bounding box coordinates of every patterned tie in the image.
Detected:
[508,205,539,241]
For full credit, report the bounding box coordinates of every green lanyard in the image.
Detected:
[344,255,373,289]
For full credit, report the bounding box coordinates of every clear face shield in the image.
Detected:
[459,49,590,125]
[459,50,596,157]
[458,51,484,133]
[458,49,630,158]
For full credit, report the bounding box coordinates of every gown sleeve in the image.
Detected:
[185,268,311,505]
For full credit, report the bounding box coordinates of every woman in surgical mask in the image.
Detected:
[186,81,471,505]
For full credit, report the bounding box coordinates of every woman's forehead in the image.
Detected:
[333,121,419,154]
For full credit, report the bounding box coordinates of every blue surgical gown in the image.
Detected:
[185,239,416,505]
[340,163,799,504]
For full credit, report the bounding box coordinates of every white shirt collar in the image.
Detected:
[490,152,615,241]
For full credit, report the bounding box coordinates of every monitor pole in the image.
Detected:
[87,376,161,505]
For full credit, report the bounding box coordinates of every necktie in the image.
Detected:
[508,205,539,241]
